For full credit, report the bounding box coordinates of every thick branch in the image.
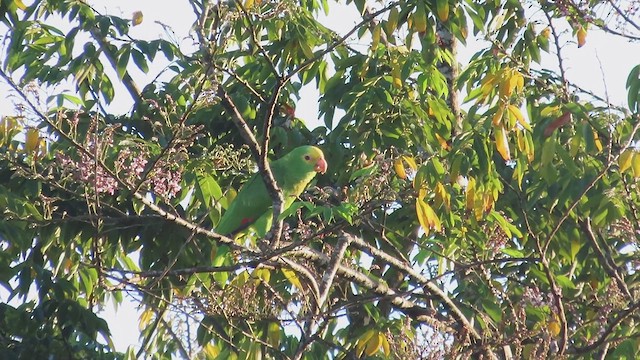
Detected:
[347,233,482,341]
[286,241,482,342]
[317,233,351,312]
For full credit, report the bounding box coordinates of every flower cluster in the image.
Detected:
[150,167,182,199]
[56,124,120,195]
[521,286,548,307]
[55,118,184,199]
[115,148,149,185]
[56,152,119,195]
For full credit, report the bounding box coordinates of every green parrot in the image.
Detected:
[216,145,328,236]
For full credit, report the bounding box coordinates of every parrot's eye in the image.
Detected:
[304,155,311,161]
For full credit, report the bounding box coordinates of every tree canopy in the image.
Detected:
[1,0,640,358]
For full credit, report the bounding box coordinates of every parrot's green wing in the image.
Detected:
[215,146,327,236]
[214,173,271,236]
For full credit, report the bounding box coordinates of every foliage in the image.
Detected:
[1,0,640,358]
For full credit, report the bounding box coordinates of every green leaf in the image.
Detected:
[349,164,377,182]
[610,339,638,359]
[196,174,223,208]
[277,201,309,221]
[501,248,524,257]
[626,65,640,112]
[482,299,502,323]
[555,275,576,289]
[131,49,149,73]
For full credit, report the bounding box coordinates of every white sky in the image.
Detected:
[1,0,639,354]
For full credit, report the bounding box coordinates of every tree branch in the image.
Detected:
[572,301,640,354]
[579,218,633,301]
[285,1,401,82]
[0,68,243,254]
[542,116,640,254]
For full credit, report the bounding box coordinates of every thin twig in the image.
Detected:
[285,1,400,82]
[544,11,570,100]
[294,233,352,358]
[572,301,640,354]
[542,116,640,254]
[579,218,633,301]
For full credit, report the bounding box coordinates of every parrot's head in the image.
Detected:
[295,145,327,174]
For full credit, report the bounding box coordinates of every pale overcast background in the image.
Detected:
[0,0,638,353]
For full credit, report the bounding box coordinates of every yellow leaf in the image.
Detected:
[547,318,561,337]
[479,75,497,100]
[508,104,531,131]
[516,129,526,152]
[364,332,383,356]
[465,177,476,210]
[380,333,390,356]
[570,239,581,261]
[519,130,534,163]
[418,187,427,200]
[139,309,154,331]
[252,268,271,284]
[540,105,561,117]
[231,270,250,286]
[356,329,376,357]
[402,155,418,170]
[541,27,551,38]
[434,182,450,210]
[225,187,237,209]
[371,25,381,50]
[619,149,634,173]
[282,268,303,290]
[632,152,640,178]
[267,322,280,348]
[508,71,520,96]
[483,193,494,213]
[494,125,511,160]
[385,8,399,37]
[392,65,402,89]
[515,72,524,93]
[394,158,407,179]
[435,133,450,150]
[14,0,27,10]
[499,72,513,99]
[202,344,221,357]
[413,3,428,33]
[132,11,143,26]
[492,106,504,126]
[416,196,441,234]
[593,131,603,152]
[436,0,449,22]
[576,25,587,47]
[416,197,431,237]
[359,59,369,80]
[25,128,40,154]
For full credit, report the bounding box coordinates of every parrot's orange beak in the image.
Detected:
[315,158,328,174]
